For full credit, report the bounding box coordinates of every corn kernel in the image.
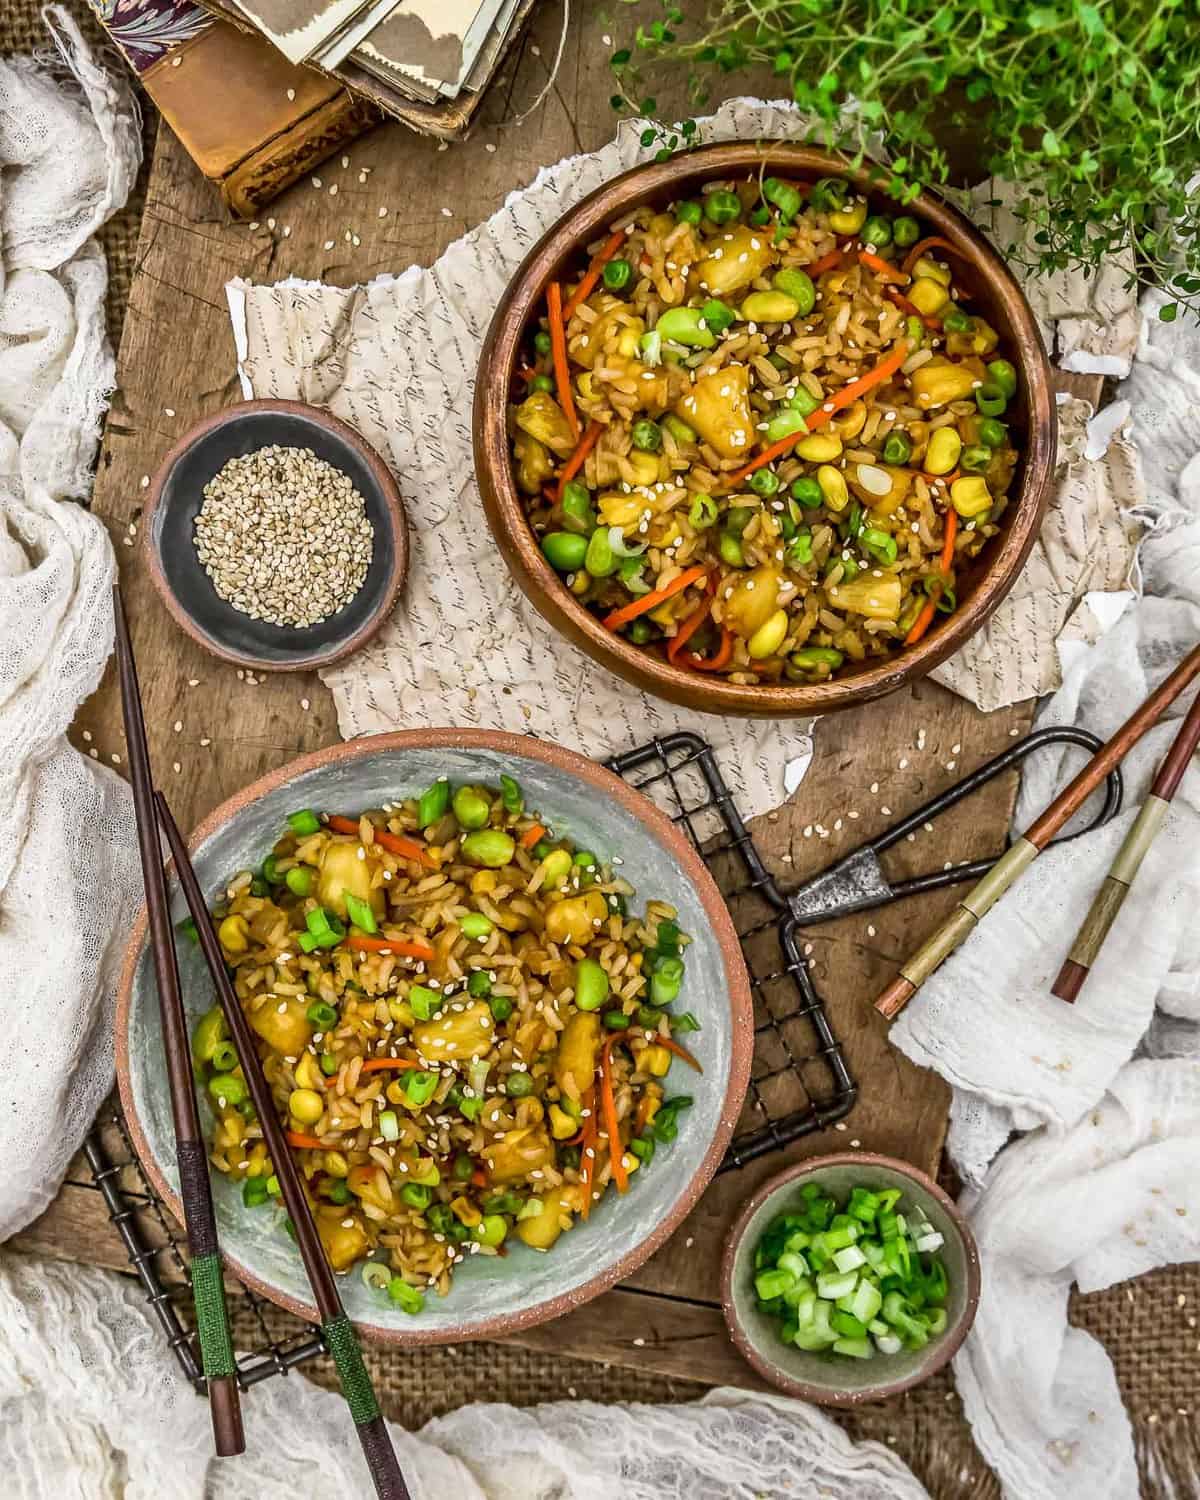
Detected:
[910,361,978,409]
[923,427,963,476]
[470,870,498,894]
[218,914,250,954]
[817,464,849,511]
[828,198,868,234]
[575,372,598,401]
[294,1052,324,1091]
[908,277,950,317]
[747,609,790,660]
[616,326,642,359]
[451,1195,482,1227]
[621,1152,641,1175]
[951,475,992,518]
[795,431,843,462]
[642,1045,672,1077]
[628,450,661,486]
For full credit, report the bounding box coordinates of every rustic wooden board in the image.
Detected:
[14,3,1102,1389]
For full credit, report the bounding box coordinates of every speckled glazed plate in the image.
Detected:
[116,730,753,1344]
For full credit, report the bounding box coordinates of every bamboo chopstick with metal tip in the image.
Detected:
[112,587,245,1458]
[153,792,411,1500]
[1052,686,1200,1003]
[875,644,1200,1021]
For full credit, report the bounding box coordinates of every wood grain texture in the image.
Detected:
[18,1,1103,1387]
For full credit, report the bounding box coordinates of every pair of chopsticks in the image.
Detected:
[876,643,1200,1020]
[115,589,410,1497]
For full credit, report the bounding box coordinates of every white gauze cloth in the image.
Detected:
[0,1251,930,1500]
[893,288,1200,1498]
[0,8,141,1238]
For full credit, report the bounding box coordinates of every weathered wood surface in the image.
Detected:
[12,3,1101,1386]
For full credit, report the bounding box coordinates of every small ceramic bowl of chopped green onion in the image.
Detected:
[720,1153,980,1406]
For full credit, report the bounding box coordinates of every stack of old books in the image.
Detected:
[89,0,537,215]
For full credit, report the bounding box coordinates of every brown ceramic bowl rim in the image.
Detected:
[115,727,755,1344]
[719,1152,981,1405]
[141,397,409,673]
[475,142,1057,717]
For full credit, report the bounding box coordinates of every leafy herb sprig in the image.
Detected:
[611,1,1200,319]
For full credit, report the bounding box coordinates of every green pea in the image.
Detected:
[786,531,814,567]
[961,444,992,473]
[631,419,662,452]
[791,476,823,509]
[542,532,588,572]
[602,258,633,292]
[978,418,1007,448]
[604,1009,631,1030]
[882,431,913,465]
[460,912,493,940]
[575,957,610,1012]
[529,373,554,393]
[764,409,810,444]
[488,993,513,1022]
[401,1183,432,1210]
[585,526,618,578]
[700,298,736,334]
[656,307,716,349]
[943,307,974,334]
[417,778,451,828]
[461,830,516,868]
[452,1152,474,1181]
[772,268,816,316]
[483,1190,524,1216]
[785,384,822,417]
[862,528,898,565]
[662,414,696,445]
[688,493,719,530]
[749,468,780,497]
[675,199,702,226]
[763,176,802,223]
[306,1001,338,1029]
[705,188,742,224]
[987,358,1018,398]
[893,216,920,248]
[533,840,555,859]
[467,969,492,997]
[789,646,845,672]
[207,1072,247,1108]
[627,619,654,644]
[474,1214,508,1247]
[452,785,491,830]
[975,382,1008,418]
[249,876,269,897]
[725,505,755,535]
[505,1070,534,1098]
[561,479,595,534]
[533,329,552,355]
[862,214,892,247]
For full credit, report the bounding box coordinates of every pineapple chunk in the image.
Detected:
[674,364,752,461]
[514,390,575,458]
[722,565,782,638]
[694,225,776,297]
[828,575,903,621]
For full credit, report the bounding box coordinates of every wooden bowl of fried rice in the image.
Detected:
[475,142,1056,716]
[116,730,753,1344]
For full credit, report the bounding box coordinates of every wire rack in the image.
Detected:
[83,730,855,1391]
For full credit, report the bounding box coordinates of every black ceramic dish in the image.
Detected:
[142,399,407,672]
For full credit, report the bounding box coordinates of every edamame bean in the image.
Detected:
[788,646,845,674]
[785,385,822,417]
[575,957,610,1012]
[725,506,755,535]
[474,1214,508,1247]
[585,526,618,577]
[862,528,898,564]
[662,414,696,444]
[460,912,493,940]
[656,307,717,349]
[561,479,595,534]
[740,290,801,324]
[719,532,745,567]
[461,830,516,868]
[943,307,974,334]
[772,267,816,315]
[208,1072,247,1107]
[452,785,491,830]
[285,865,312,897]
[542,532,587,571]
[764,409,810,444]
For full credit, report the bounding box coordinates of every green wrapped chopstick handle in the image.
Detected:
[179,1139,244,1455]
[323,1313,411,1499]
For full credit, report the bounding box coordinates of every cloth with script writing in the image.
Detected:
[226,100,1142,813]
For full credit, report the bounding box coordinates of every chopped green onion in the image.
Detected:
[408,984,439,1020]
[343,893,377,933]
[379,1109,400,1141]
[401,1070,439,1106]
[387,1277,425,1314]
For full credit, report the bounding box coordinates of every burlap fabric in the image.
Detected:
[2,4,1194,1494]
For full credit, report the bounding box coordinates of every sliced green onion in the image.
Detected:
[344,893,377,933]
[379,1109,400,1141]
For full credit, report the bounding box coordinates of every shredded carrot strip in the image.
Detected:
[804,246,851,277]
[601,564,709,632]
[358,1057,420,1075]
[655,1035,704,1072]
[722,341,910,488]
[858,250,908,285]
[470,1168,488,1188]
[555,419,603,501]
[285,1131,325,1150]
[562,229,628,325]
[346,934,435,960]
[520,823,546,849]
[599,1036,628,1193]
[901,235,973,278]
[547,282,580,442]
[884,287,941,330]
[665,576,715,665]
[326,813,435,868]
[683,625,734,673]
[905,510,958,646]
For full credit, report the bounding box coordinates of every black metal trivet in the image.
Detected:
[82,730,854,1391]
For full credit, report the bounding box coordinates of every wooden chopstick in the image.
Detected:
[875,644,1200,1020]
[1052,685,1200,1002]
[154,792,411,1500]
[112,587,245,1458]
